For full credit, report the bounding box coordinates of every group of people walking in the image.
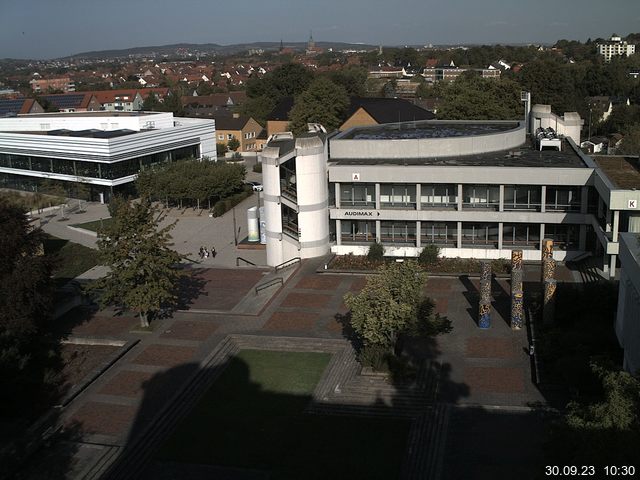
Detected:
[199,245,216,259]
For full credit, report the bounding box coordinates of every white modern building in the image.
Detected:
[597,34,636,62]
[616,233,640,374]
[259,106,640,278]
[0,111,215,202]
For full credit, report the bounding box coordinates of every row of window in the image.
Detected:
[336,183,590,212]
[339,220,579,250]
[0,145,198,180]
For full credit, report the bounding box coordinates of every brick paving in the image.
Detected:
[44,257,574,479]
[54,307,137,336]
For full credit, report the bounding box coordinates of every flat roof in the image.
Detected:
[18,111,157,118]
[331,138,587,168]
[0,128,140,138]
[594,156,640,189]
[339,121,519,140]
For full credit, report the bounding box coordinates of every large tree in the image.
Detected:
[288,77,349,134]
[0,199,54,413]
[344,261,426,350]
[437,74,523,120]
[92,199,184,327]
[245,63,314,101]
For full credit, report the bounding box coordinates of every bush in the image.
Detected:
[418,244,440,266]
[252,162,263,173]
[211,189,253,218]
[367,241,384,262]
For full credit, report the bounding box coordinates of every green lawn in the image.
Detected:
[157,349,411,480]
[43,235,98,285]
[71,217,113,232]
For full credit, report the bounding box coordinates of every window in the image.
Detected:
[39,123,50,130]
[227,134,233,140]
[421,222,457,246]
[545,224,578,250]
[462,185,500,209]
[461,223,499,248]
[546,186,581,212]
[502,223,540,248]
[380,221,416,245]
[380,184,416,208]
[218,135,224,140]
[421,184,457,208]
[504,185,542,211]
[282,204,299,239]
[341,220,376,243]
[340,183,375,208]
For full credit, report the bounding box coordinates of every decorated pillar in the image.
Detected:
[510,249,524,329]
[479,261,492,329]
[543,279,557,324]
[541,238,553,282]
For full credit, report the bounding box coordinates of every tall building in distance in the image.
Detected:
[597,34,636,62]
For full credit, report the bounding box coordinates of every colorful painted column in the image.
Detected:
[479,261,492,328]
[541,238,553,281]
[510,249,524,330]
[543,279,557,324]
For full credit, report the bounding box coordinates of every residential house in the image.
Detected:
[598,34,636,62]
[0,98,44,117]
[266,97,295,136]
[182,92,246,117]
[30,76,75,93]
[339,97,435,131]
[39,93,101,112]
[214,114,264,152]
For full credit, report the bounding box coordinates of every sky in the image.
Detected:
[1,0,639,59]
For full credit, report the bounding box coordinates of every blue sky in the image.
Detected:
[1,0,639,59]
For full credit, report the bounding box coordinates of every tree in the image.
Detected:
[245,63,314,101]
[344,261,426,350]
[326,66,368,97]
[0,199,54,413]
[437,75,523,120]
[237,95,276,124]
[141,92,161,111]
[288,77,349,134]
[227,137,240,152]
[91,199,184,327]
[618,125,640,155]
[216,142,227,157]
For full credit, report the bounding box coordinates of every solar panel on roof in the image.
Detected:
[0,99,26,116]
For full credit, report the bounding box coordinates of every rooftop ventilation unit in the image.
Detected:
[536,127,562,151]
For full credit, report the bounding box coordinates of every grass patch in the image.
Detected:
[157,349,410,479]
[43,235,98,285]
[71,217,113,233]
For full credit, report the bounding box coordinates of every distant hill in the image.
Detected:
[65,41,378,59]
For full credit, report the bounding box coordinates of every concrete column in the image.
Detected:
[540,185,546,213]
[498,222,504,250]
[335,182,341,209]
[457,184,463,211]
[580,186,589,214]
[336,219,341,246]
[375,183,381,210]
[539,224,545,250]
[499,185,505,212]
[416,183,421,211]
[457,221,463,248]
[579,224,587,251]
[610,254,617,278]
[416,221,421,248]
[613,210,620,242]
[376,220,381,243]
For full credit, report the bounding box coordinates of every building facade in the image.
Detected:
[616,233,640,374]
[259,106,640,278]
[597,35,636,62]
[0,111,216,202]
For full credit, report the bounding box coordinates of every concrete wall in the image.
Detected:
[530,104,583,145]
[331,121,525,159]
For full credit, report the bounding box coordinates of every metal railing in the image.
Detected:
[274,257,301,273]
[255,277,283,294]
[236,257,257,267]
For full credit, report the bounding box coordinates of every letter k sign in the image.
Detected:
[629,199,637,209]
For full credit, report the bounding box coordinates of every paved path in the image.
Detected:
[19,255,573,479]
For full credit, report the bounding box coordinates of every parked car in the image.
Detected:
[245,181,263,192]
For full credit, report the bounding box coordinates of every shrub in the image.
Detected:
[211,189,253,217]
[367,241,384,262]
[252,162,263,173]
[418,244,440,266]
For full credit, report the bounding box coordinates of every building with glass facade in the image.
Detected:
[0,111,215,202]
[260,109,640,278]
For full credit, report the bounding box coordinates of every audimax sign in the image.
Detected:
[343,211,381,217]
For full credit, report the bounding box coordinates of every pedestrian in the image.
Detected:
[204,247,209,258]
[199,246,204,259]
[211,246,216,258]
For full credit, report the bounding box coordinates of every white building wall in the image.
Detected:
[616,233,640,374]
[295,137,330,259]
[261,146,286,267]
[530,104,583,145]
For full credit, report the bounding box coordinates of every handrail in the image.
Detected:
[274,257,301,272]
[236,256,257,267]
[255,277,283,294]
